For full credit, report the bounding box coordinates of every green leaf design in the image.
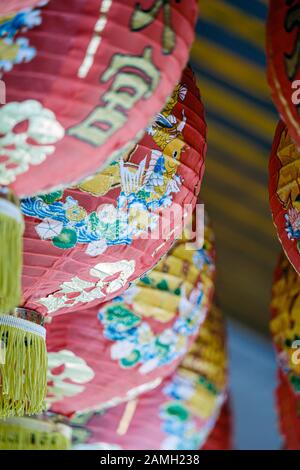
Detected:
[163,402,190,422]
[52,228,78,249]
[174,287,181,296]
[140,276,152,286]
[41,190,63,204]
[290,373,300,393]
[157,279,169,291]
[120,349,141,368]
[89,211,100,232]
[106,304,140,328]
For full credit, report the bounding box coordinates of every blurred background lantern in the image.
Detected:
[45,215,215,416]
[267,0,300,149]
[270,253,300,396]
[269,122,300,275]
[63,302,227,450]
[276,369,300,450]
[270,253,300,449]
[0,0,197,197]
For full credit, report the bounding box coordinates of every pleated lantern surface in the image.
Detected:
[51,303,228,451]
[268,121,300,273]
[267,0,300,148]
[0,0,197,197]
[45,216,215,417]
[0,1,41,15]
[276,368,300,450]
[270,253,300,394]
[0,66,206,418]
[0,0,197,316]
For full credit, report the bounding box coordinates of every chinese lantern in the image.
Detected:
[1,0,198,196]
[53,303,227,451]
[270,253,300,394]
[0,64,207,419]
[0,417,71,450]
[0,0,197,315]
[267,0,300,147]
[276,369,300,450]
[0,301,227,449]
[45,215,215,417]
[268,121,300,274]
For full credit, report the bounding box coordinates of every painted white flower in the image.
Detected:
[0,100,65,184]
[159,329,177,345]
[164,374,194,401]
[139,357,160,375]
[111,340,135,360]
[35,218,63,240]
[85,239,107,257]
[47,350,94,405]
[97,204,117,224]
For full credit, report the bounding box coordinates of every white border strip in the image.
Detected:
[0,314,46,339]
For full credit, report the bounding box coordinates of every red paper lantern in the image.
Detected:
[52,303,228,450]
[0,0,197,197]
[20,66,206,317]
[267,0,300,147]
[0,66,206,418]
[0,1,198,379]
[46,218,216,416]
[268,121,300,273]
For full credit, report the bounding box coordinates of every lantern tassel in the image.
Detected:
[0,315,47,418]
[0,417,71,450]
[0,194,24,313]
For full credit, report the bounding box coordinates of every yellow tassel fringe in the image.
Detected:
[0,417,71,450]
[0,316,47,418]
[0,195,24,313]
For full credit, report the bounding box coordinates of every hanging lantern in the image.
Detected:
[0,65,207,419]
[20,66,206,317]
[53,303,227,451]
[0,301,227,449]
[45,214,215,416]
[276,368,300,450]
[270,253,300,394]
[0,0,198,197]
[267,0,300,147]
[268,121,300,273]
